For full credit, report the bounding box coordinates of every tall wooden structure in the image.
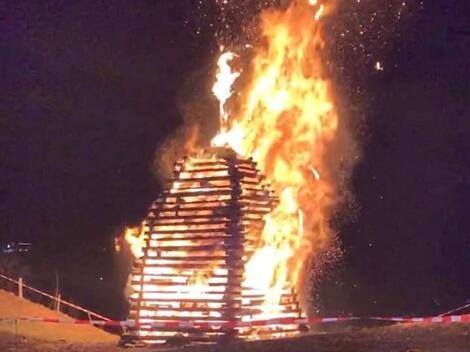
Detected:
[128,148,305,344]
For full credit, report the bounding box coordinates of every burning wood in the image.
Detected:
[123,0,347,344]
[128,148,305,343]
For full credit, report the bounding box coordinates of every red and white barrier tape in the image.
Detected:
[1,314,469,329]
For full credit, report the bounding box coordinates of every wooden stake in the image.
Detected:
[18,277,23,298]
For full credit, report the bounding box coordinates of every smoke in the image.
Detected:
[152,65,218,182]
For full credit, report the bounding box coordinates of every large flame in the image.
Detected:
[125,0,340,340]
[212,50,240,125]
[212,0,337,313]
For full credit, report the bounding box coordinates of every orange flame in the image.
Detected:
[123,226,146,258]
[212,50,240,124]
[212,0,337,313]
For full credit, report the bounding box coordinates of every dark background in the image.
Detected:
[1,1,469,318]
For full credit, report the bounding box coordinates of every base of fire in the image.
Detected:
[125,147,307,344]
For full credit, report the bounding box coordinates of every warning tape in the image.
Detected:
[2,314,469,329]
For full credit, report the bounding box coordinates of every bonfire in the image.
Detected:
[125,0,339,344]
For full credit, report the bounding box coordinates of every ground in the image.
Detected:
[0,289,118,351]
[0,289,468,351]
[0,323,469,351]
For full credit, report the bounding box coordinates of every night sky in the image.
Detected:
[1,1,469,318]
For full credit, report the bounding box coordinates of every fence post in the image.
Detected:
[18,277,23,298]
[56,294,61,311]
[15,319,18,352]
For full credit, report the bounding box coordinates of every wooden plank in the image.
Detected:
[144,244,243,251]
[135,305,224,313]
[153,219,232,226]
[133,281,243,290]
[167,176,230,183]
[144,255,230,261]
[238,195,276,202]
[162,189,233,198]
[149,236,233,242]
[134,288,268,297]
[149,228,232,235]
[133,314,229,324]
[153,213,265,222]
[150,235,231,242]
[137,304,230,312]
[175,159,228,167]
[142,261,227,268]
[156,202,230,210]
[180,180,262,191]
[174,156,257,168]
[147,237,257,245]
[131,280,233,288]
[129,297,242,304]
[152,197,275,207]
[140,263,245,269]
[177,167,229,173]
[153,199,229,206]
[133,306,265,316]
[131,273,243,279]
[153,214,231,221]
[165,175,261,185]
[175,170,259,180]
[151,206,271,216]
[156,209,236,217]
[167,185,232,192]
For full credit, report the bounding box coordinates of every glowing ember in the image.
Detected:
[314,4,325,20]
